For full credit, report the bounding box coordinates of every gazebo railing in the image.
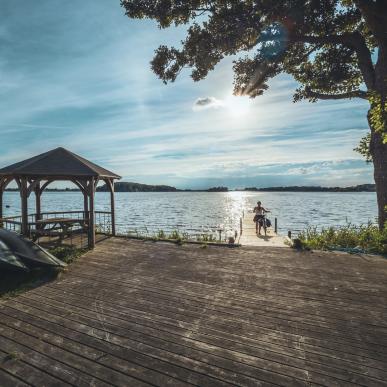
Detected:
[95,211,112,235]
[0,215,22,233]
[0,210,113,239]
[38,210,87,221]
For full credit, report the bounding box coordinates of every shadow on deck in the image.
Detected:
[0,238,387,386]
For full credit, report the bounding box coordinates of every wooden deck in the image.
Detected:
[1,238,387,386]
[239,213,288,247]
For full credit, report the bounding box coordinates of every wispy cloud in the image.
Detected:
[0,0,373,188]
[193,96,224,111]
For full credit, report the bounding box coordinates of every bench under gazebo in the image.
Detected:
[0,147,121,248]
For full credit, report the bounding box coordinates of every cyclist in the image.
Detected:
[253,201,270,235]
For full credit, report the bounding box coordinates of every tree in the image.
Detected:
[121,0,387,229]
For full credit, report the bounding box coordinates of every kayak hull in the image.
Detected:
[0,229,66,270]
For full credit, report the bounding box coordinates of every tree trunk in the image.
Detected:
[369,114,387,229]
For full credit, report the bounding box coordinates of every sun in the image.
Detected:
[224,95,251,117]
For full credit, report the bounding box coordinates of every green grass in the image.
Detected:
[196,234,218,243]
[49,246,88,264]
[126,228,226,245]
[297,223,387,255]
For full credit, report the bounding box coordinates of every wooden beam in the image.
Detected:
[35,182,41,221]
[0,177,5,222]
[83,191,89,220]
[2,177,14,191]
[106,178,116,236]
[20,178,29,236]
[40,180,54,193]
[27,179,42,197]
[0,188,3,223]
[71,179,87,195]
[88,177,96,248]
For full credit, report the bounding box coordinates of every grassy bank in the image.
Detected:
[297,223,387,255]
[0,246,87,298]
[126,228,235,244]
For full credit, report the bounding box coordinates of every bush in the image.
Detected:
[156,230,166,239]
[196,233,217,243]
[49,246,87,264]
[297,223,387,255]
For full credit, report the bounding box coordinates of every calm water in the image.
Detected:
[2,191,378,237]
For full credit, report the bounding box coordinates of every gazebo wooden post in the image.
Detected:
[88,177,96,248]
[83,191,89,220]
[106,178,116,236]
[0,191,2,220]
[20,177,29,236]
[35,181,41,222]
[0,178,4,223]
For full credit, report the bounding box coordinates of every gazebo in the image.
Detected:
[0,147,121,248]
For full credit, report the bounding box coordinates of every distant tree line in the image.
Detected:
[243,184,376,192]
[206,187,229,192]
[97,182,178,192]
[5,183,376,193]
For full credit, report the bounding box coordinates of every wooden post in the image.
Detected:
[35,182,41,222]
[83,192,89,219]
[108,179,116,236]
[274,218,278,234]
[20,178,29,236]
[0,187,3,220]
[88,177,95,248]
[0,187,3,228]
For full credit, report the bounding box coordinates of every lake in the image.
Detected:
[2,191,378,238]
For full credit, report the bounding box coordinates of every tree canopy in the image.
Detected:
[121,0,387,228]
[122,1,384,99]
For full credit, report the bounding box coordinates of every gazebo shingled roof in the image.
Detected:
[0,147,121,248]
[0,147,121,179]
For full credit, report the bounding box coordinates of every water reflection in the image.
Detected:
[2,191,378,236]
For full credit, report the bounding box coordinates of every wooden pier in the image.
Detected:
[1,238,387,386]
[238,212,288,247]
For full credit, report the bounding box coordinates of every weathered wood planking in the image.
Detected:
[1,238,387,386]
[239,212,287,247]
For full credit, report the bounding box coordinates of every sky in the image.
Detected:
[0,0,374,189]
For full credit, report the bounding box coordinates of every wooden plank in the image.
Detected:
[0,347,68,387]
[51,268,387,332]
[0,308,218,387]
[1,302,285,387]
[0,334,107,387]
[65,269,387,329]
[50,264,387,349]
[1,237,387,386]
[32,281,387,367]
[0,365,30,387]
[21,286,387,385]
[85,241,387,310]
[239,212,287,247]
[0,321,151,387]
[38,278,387,364]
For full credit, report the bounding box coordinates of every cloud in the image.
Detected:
[0,1,373,189]
[193,96,224,111]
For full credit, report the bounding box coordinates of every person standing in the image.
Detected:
[253,201,270,235]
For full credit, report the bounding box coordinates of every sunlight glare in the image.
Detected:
[225,95,251,118]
